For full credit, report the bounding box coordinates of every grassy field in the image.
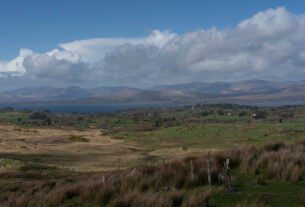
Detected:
[1,140,305,207]
[114,121,305,148]
[0,104,305,206]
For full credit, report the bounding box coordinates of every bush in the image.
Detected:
[252,111,268,119]
[68,135,89,142]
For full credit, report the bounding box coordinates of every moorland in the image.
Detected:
[0,104,305,206]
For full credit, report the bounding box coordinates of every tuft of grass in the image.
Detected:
[68,135,89,142]
[300,190,305,207]
[240,141,305,183]
[235,193,268,207]
[0,158,24,170]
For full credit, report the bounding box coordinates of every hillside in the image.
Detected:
[0,80,304,105]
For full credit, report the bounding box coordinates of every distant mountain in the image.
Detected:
[0,80,304,105]
[151,80,302,95]
[80,88,170,103]
[1,86,90,102]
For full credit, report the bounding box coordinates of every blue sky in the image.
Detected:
[1,1,305,89]
[1,0,304,60]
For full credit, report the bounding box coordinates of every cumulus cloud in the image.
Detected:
[0,48,33,75]
[1,7,305,89]
[59,38,142,63]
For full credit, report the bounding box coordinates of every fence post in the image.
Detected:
[131,167,136,176]
[190,159,194,180]
[101,175,105,185]
[117,158,122,187]
[112,170,114,189]
[207,151,212,186]
[118,158,121,171]
[224,158,231,189]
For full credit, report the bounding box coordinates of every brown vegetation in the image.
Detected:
[68,135,90,142]
[240,141,305,182]
[2,140,305,206]
[300,190,305,207]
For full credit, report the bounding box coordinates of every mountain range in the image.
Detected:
[0,80,304,106]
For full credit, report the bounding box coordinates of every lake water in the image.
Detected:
[0,102,182,113]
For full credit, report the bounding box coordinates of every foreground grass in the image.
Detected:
[2,140,305,207]
[0,106,305,206]
[212,172,305,207]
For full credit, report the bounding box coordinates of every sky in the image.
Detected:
[1,0,305,90]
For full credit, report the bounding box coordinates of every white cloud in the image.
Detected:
[1,7,305,88]
[237,7,299,37]
[59,37,142,63]
[0,48,33,74]
[59,30,176,63]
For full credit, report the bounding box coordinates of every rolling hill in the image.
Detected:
[0,80,304,105]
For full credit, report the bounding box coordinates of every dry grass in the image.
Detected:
[0,124,137,171]
[182,190,211,207]
[2,155,216,206]
[68,135,89,142]
[2,138,305,206]
[0,123,224,172]
[240,141,305,182]
[300,190,305,207]
[235,193,268,207]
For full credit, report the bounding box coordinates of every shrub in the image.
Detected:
[68,135,89,142]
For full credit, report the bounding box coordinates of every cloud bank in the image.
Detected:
[1,7,305,89]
